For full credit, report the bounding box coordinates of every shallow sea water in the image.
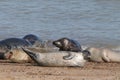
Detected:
[0,0,120,50]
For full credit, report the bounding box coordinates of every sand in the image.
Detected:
[0,60,120,80]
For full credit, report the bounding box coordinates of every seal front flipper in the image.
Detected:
[22,48,38,62]
[63,52,75,60]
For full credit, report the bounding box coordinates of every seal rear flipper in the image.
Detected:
[63,52,75,60]
[102,52,110,62]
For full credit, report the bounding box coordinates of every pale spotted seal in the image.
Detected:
[84,47,120,62]
[22,48,86,67]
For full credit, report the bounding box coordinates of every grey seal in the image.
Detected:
[0,38,31,59]
[84,47,120,62]
[53,37,82,52]
[22,48,86,67]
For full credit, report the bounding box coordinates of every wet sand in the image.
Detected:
[0,60,120,80]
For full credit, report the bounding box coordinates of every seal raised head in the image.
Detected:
[85,47,120,62]
[53,37,82,52]
[22,48,86,67]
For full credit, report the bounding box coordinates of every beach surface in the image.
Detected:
[0,60,120,80]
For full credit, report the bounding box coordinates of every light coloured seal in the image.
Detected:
[85,47,120,62]
[4,47,57,63]
[22,48,86,67]
[4,48,33,63]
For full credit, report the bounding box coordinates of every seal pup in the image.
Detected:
[84,47,120,62]
[22,48,86,67]
[53,37,82,52]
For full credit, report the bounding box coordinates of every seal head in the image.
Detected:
[53,37,82,52]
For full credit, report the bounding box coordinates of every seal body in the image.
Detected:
[86,47,120,62]
[53,37,82,52]
[23,48,86,67]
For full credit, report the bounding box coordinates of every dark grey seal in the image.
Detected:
[53,37,82,52]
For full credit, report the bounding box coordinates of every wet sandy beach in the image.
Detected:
[0,60,120,80]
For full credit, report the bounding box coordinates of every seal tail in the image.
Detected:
[22,48,38,63]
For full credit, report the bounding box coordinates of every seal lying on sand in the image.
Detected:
[0,38,31,59]
[22,48,86,67]
[84,47,120,62]
[53,37,82,52]
[4,47,59,63]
